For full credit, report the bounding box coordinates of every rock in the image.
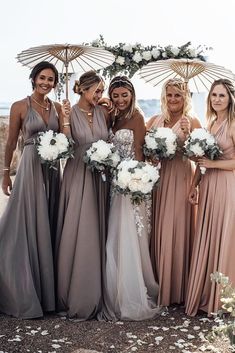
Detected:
[0,116,21,176]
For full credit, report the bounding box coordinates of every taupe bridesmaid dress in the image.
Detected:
[149,115,196,306]
[186,120,235,316]
[55,105,109,320]
[0,97,60,318]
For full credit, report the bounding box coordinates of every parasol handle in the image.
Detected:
[65,48,69,100]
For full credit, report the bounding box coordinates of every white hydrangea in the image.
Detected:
[189,142,204,156]
[36,130,72,165]
[114,159,160,204]
[122,44,133,52]
[84,140,121,172]
[170,47,180,56]
[142,50,152,61]
[144,127,177,159]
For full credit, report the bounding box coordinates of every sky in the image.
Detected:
[1,0,235,105]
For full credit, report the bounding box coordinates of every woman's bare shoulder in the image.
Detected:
[10,98,28,115]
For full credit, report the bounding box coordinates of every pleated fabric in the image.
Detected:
[185,119,235,316]
[55,105,109,320]
[0,97,60,318]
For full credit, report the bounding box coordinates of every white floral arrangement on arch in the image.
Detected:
[143,127,177,161]
[83,139,121,181]
[87,35,211,78]
[183,128,222,174]
[113,159,160,205]
[35,130,74,169]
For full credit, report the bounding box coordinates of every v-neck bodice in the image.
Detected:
[22,96,59,143]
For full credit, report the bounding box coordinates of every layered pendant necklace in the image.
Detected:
[79,107,94,126]
[31,95,50,111]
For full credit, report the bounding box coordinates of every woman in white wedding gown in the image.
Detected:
[99,76,160,321]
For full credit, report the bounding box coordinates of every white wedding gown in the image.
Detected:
[101,129,160,321]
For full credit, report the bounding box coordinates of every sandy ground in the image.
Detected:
[0,178,233,353]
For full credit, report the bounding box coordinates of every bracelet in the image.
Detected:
[3,167,10,171]
[62,122,70,127]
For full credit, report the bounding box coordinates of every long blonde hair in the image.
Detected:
[206,79,235,126]
[161,78,192,122]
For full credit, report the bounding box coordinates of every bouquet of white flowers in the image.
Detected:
[183,128,222,174]
[143,127,177,161]
[83,140,121,181]
[113,159,160,204]
[35,130,74,169]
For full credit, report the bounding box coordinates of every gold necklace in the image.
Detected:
[31,95,50,111]
[79,107,93,116]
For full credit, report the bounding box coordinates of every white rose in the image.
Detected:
[116,56,125,65]
[133,52,142,63]
[190,143,205,156]
[151,48,160,59]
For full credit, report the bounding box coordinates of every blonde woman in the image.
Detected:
[146,78,201,307]
[55,71,109,320]
[186,79,235,316]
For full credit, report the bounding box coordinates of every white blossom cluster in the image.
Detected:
[184,128,222,174]
[35,130,73,168]
[144,127,177,160]
[90,35,208,78]
[211,271,235,345]
[83,139,121,173]
[113,159,160,204]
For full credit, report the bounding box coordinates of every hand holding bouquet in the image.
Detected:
[83,140,121,181]
[183,128,222,174]
[113,159,160,205]
[143,127,177,161]
[35,130,74,169]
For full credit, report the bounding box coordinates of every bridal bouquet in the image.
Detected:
[35,130,74,169]
[83,140,121,181]
[113,159,160,204]
[183,128,222,174]
[143,127,177,161]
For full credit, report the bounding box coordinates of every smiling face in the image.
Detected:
[110,87,132,111]
[83,81,105,106]
[34,68,56,95]
[210,84,230,114]
[166,86,185,114]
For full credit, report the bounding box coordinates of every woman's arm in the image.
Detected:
[188,165,201,205]
[2,101,23,195]
[55,100,71,137]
